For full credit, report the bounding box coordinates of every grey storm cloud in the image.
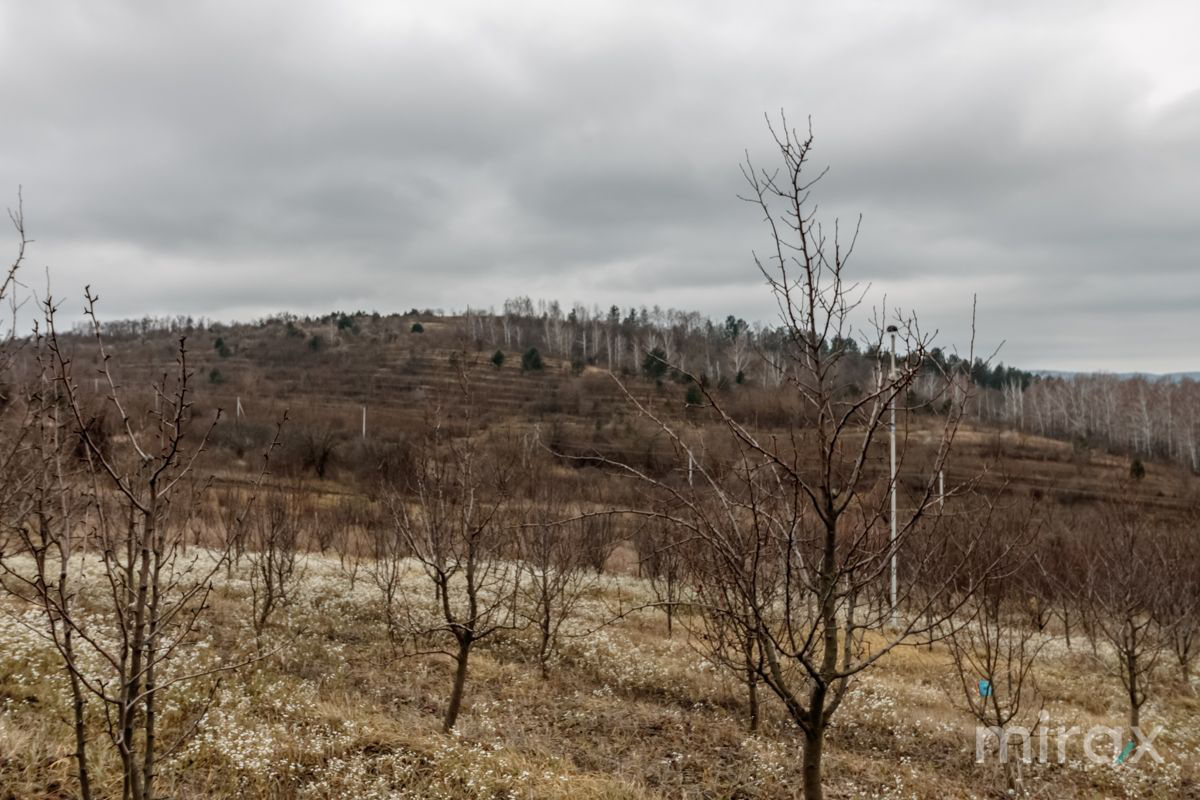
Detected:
[2,0,1199,371]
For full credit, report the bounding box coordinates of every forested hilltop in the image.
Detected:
[76,300,1199,475]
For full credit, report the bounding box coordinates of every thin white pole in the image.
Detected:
[938,469,944,509]
[688,451,694,487]
[889,327,898,627]
[361,406,367,439]
[236,396,242,421]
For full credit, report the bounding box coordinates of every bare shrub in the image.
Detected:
[247,488,309,636]
[578,504,619,574]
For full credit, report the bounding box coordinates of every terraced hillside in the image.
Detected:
[52,311,1199,514]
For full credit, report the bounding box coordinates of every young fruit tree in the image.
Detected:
[1154,521,1200,687]
[383,365,521,732]
[1074,497,1168,749]
[515,473,600,679]
[944,497,1043,794]
[1,285,280,800]
[0,212,98,796]
[599,116,1012,800]
[246,487,309,637]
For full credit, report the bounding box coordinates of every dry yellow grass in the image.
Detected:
[2,553,1198,799]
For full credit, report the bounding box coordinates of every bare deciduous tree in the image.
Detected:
[1075,497,1166,747]
[587,116,1007,800]
[1,282,280,800]
[0,193,32,546]
[331,494,370,590]
[385,369,520,732]
[247,488,308,636]
[945,498,1043,794]
[0,302,96,798]
[577,507,619,575]
[635,516,687,639]
[516,480,599,678]
[1155,522,1200,687]
[366,493,408,640]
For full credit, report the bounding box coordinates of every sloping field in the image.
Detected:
[2,555,1196,798]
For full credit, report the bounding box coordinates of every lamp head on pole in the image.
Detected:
[885,325,898,376]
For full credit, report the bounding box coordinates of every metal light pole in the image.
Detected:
[887,325,898,627]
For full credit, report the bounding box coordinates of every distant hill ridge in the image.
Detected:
[1034,370,1200,382]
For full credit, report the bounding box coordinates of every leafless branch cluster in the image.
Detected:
[0,217,282,799]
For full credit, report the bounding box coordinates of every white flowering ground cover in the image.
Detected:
[1,552,1198,798]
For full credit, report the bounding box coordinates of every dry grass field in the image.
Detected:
[3,549,1198,800]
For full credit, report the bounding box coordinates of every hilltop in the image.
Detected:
[46,307,1199,513]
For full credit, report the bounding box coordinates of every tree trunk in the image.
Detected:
[67,630,92,800]
[743,632,760,732]
[746,667,759,733]
[443,638,473,733]
[801,726,825,800]
[1127,650,1141,747]
[1003,755,1025,794]
[538,600,552,680]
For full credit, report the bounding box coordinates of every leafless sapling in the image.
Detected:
[1074,497,1166,748]
[384,368,521,732]
[13,289,281,800]
[515,476,599,678]
[246,487,309,637]
[945,497,1043,794]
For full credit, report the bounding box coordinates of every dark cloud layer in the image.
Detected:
[2,1,1198,371]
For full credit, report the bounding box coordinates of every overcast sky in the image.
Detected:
[2,1,1198,372]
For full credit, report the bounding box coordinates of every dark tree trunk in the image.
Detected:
[744,633,760,732]
[747,677,760,733]
[443,637,473,733]
[67,629,92,800]
[801,726,825,800]
[1127,645,1142,748]
[538,599,552,680]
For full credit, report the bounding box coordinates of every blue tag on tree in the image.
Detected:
[978,679,992,698]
